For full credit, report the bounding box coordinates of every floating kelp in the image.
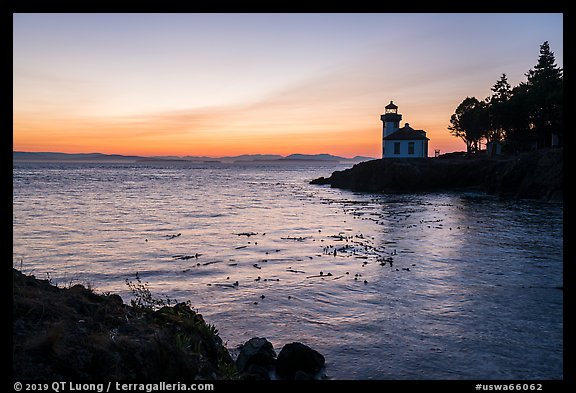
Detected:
[280,236,311,241]
[236,232,258,237]
[286,268,305,274]
[172,253,200,260]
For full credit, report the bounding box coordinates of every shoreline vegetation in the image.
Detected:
[310,148,562,201]
[13,269,326,381]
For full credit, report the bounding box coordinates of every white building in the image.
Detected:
[381,101,429,158]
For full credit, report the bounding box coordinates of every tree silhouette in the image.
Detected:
[506,83,534,153]
[448,97,489,154]
[487,73,512,148]
[525,41,563,148]
[449,41,563,154]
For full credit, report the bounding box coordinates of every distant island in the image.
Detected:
[13,151,374,164]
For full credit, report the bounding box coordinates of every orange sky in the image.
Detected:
[13,13,561,158]
[13,98,465,157]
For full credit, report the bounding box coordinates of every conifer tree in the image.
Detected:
[525,41,563,148]
[487,74,513,147]
[449,41,563,153]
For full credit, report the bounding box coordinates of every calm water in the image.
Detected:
[12,161,563,380]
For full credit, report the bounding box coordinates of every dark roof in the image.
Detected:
[384,125,429,140]
[385,100,398,109]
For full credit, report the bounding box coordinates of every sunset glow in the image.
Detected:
[13,13,563,157]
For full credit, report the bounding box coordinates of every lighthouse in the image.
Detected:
[381,101,402,157]
[380,101,429,158]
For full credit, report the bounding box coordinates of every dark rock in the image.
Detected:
[309,176,327,185]
[12,268,235,380]
[240,363,271,380]
[105,293,124,305]
[276,342,325,380]
[484,148,563,200]
[294,370,315,380]
[310,148,562,201]
[236,337,277,375]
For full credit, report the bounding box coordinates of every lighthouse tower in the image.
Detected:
[381,101,402,158]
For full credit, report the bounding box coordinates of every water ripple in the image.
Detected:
[13,161,563,379]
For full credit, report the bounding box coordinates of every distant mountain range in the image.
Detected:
[13,151,375,164]
[13,152,144,162]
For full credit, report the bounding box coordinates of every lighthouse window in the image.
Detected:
[408,142,415,155]
[394,142,400,155]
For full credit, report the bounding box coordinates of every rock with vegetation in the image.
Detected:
[483,148,563,200]
[13,269,330,381]
[311,148,562,201]
[13,269,236,380]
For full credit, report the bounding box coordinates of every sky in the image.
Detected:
[13,13,563,158]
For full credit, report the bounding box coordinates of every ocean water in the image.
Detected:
[12,161,563,380]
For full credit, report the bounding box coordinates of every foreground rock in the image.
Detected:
[276,342,326,380]
[235,338,327,380]
[13,268,235,380]
[311,148,562,201]
[13,269,329,381]
[236,337,277,380]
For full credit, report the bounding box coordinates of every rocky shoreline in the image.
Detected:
[310,148,563,201]
[12,269,326,381]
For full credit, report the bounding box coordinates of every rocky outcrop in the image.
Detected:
[13,268,234,380]
[13,269,329,381]
[236,337,277,380]
[235,338,327,380]
[311,148,562,200]
[276,342,326,380]
[483,148,563,200]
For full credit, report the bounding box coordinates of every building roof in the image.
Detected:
[385,100,398,110]
[384,124,429,140]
